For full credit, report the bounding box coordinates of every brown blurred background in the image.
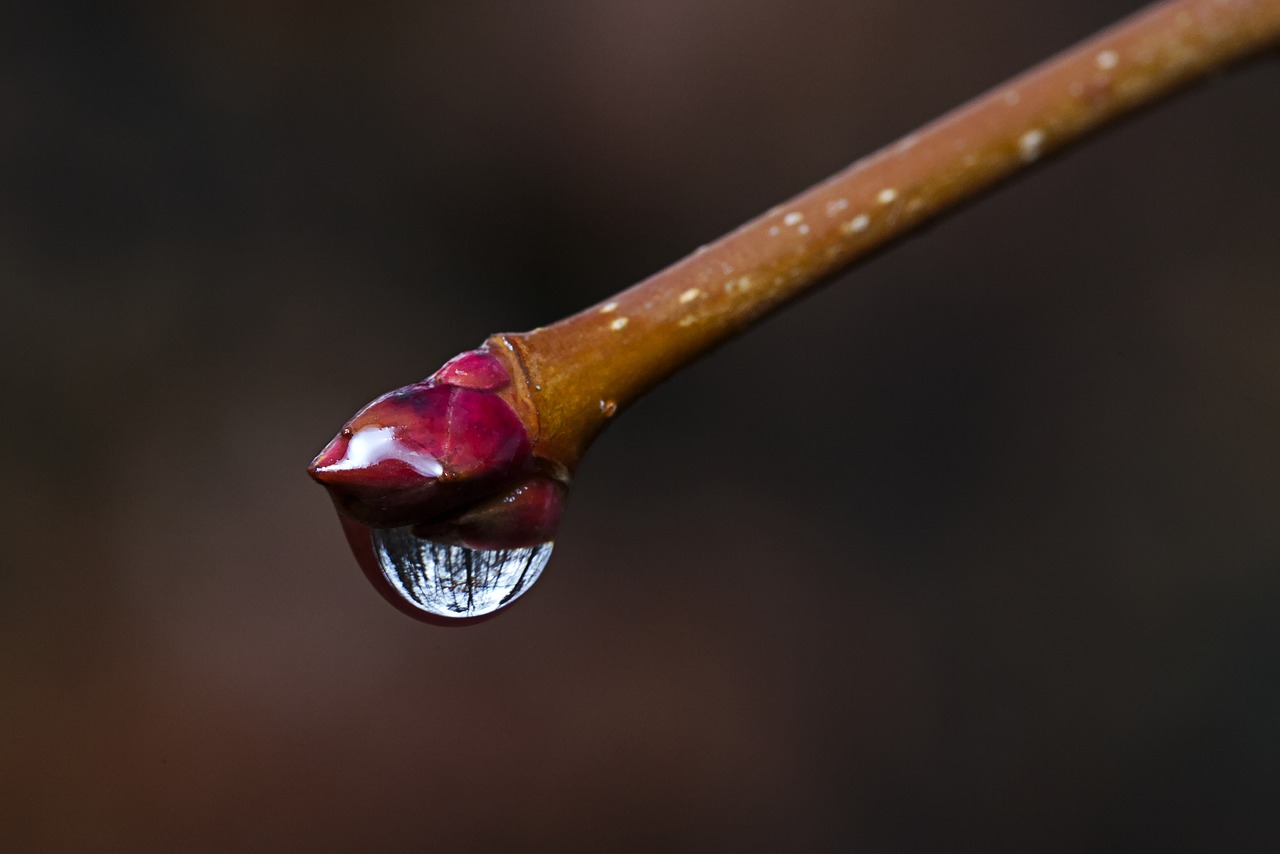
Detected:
[3,1,1278,850]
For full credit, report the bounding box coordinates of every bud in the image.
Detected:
[309,348,571,623]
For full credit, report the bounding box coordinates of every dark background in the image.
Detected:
[3,1,1278,850]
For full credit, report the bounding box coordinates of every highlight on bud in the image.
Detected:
[308,347,568,624]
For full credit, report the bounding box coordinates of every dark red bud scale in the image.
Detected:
[433,349,512,390]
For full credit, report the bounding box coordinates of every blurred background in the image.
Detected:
[3,0,1278,850]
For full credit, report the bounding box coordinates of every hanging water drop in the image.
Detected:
[371,526,553,619]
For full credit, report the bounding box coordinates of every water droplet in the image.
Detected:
[371,526,552,619]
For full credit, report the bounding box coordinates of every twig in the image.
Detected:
[494,0,1280,471]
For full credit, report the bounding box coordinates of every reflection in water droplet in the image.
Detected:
[371,526,552,619]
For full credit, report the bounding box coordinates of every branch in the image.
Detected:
[497,0,1280,469]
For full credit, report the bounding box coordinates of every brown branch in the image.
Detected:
[490,0,1280,472]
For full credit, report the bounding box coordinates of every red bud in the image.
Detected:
[310,347,570,623]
